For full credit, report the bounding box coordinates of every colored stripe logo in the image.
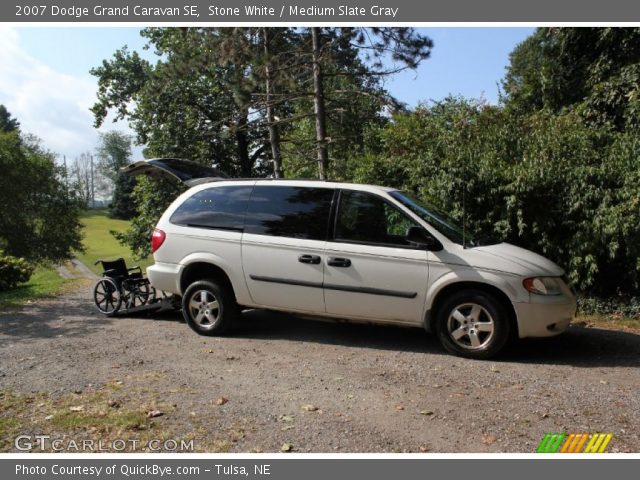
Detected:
[536,433,613,453]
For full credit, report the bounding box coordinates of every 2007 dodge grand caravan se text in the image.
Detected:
[127,158,577,359]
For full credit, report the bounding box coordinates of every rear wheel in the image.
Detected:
[123,281,152,309]
[435,289,511,359]
[181,280,238,335]
[93,278,122,316]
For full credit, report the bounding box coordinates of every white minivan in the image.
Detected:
[126,158,576,359]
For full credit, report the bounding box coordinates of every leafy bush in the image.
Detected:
[353,98,640,297]
[578,296,640,319]
[0,131,84,263]
[0,251,34,291]
[108,173,137,220]
[112,176,184,259]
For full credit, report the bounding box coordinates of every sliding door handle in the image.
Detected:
[327,257,351,268]
[298,254,321,265]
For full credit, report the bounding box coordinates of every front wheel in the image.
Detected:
[434,289,511,359]
[181,280,238,336]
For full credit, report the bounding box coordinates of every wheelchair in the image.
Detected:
[92,258,156,316]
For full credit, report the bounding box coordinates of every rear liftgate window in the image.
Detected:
[170,185,253,231]
[244,186,334,240]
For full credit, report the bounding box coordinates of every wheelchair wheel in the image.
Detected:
[123,280,152,309]
[93,278,122,316]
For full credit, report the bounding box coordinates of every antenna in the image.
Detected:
[462,162,466,249]
[462,122,468,249]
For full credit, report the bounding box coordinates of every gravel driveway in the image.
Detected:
[1,285,638,453]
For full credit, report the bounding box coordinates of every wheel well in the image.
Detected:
[426,282,518,336]
[180,262,236,300]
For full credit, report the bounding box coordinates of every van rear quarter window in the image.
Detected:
[170,185,252,230]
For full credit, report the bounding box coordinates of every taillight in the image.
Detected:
[151,228,166,253]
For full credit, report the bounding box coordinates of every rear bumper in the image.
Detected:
[513,300,576,338]
[147,262,182,295]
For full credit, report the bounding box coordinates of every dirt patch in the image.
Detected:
[1,286,639,453]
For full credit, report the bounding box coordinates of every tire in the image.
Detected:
[434,289,511,359]
[181,280,238,336]
[93,278,122,316]
[122,280,152,309]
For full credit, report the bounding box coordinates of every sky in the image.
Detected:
[0,27,534,162]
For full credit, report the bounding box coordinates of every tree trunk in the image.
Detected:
[235,109,252,177]
[311,27,328,180]
[263,28,283,178]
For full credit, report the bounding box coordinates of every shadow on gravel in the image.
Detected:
[111,308,184,322]
[0,302,183,345]
[232,309,444,355]
[0,302,111,344]
[504,325,640,368]
[231,310,640,368]
[102,309,640,367]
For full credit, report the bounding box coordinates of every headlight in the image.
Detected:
[523,277,563,296]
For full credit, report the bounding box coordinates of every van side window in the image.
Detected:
[244,186,334,240]
[335,190,418,247]
[170,185,252,231]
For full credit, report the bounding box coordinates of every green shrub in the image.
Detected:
[0,251,34,291]
[578,296,640,319]
[111,176,184,259]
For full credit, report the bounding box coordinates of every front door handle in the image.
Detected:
[327,257,351,268]
[298,254,321,265]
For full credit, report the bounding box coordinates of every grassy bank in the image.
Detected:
[1,210,148,308]
[0,265,78,309]
[76,210,152,276]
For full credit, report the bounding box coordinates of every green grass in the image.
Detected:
[0,210,148,309]
[0,389,156,452]
[76,209,152,275]
[0,265,76,309]
[0,382,234,452]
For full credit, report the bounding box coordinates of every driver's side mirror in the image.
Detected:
[406,226,442,251]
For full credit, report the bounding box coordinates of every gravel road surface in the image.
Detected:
[1,286,638,452]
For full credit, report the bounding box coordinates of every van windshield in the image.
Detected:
[390,191,479,247]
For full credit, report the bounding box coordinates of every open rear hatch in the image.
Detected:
[122,158,229,186]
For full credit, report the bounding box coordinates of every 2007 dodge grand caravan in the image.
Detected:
[127,158,576,359]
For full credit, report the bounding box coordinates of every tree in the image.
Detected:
[68,152,94,207]
[0,129,83,263]
[0,105,20,133]
[311,28,329,179]
[489,27,640,301]
[172,27,296,178]
[307,28,432,178]
[96,131,135,219]
[261,27,284,178]
[501,30,552,114]
[503,28,640,130]
[97,131,133,180]
[91,36,258,177]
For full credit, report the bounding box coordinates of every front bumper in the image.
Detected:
[513,300,576,338]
